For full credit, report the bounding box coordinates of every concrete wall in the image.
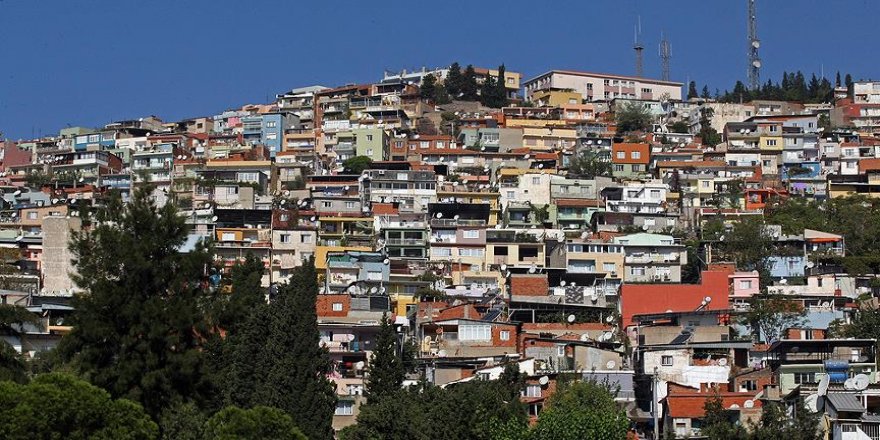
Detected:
[42,216,81,294]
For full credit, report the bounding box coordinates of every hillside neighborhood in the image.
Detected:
[2,60,880,439]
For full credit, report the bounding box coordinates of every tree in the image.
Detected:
[669,120,690,134]
[203,406,307,440]
[420,74,437,101]
[223,259,336,440]
[446,62,463,98]
[740,295,805,343]
[214,252,265,333]
[58,186,215,417]
[461,65,479,101]
[701,85,711,99]
[701,394,747,440]
[568,149,612,178]
[833,306,880,340]
[698,107,722,147]
[0,373,158,439]
[342,155,373,174]
[530,379,629,440]
[716,217,773,281]
[365,312,404,402]
[750,399,820,440]
[687,81,698,99]
[493,64,510,107]
[0,304,38,383]
[615,101,653,134]
[480,73,499,107]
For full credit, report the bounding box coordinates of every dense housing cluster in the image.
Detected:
[3,64,880,438]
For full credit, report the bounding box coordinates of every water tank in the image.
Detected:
[827,372,848,383]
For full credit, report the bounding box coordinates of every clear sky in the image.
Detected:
[1,0,878,139]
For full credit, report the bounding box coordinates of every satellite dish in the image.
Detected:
[211,216,218,222]
[344,185,350,191]
[752,40,761,49]
[580,231,589,239]
[453,214,460,220]
[602,332,613,341]
[743,399,755,409]
[79,177,85,183]
[854,374,870,391]
[51,198,59,204]
[538,376,550,386]
[369,287,378,294]
[704,296,712,303]
[560,281,567,287]
[566,314,576,323]
[500,264,507,271]
[752,60,762,69]
[590,292,599,303]
[580,334,590,342]
[729,404,740,409]
[437,350,447,358]
[606,360,616,369]
[12,190,21,196]
[606,315,614,323]
[804,394,819,412]
[355,361,365,370]
[383,258,390,265]
[844,378,856,391]
[435,212,443,219]
[538,164,544,169]
[524,154,530,159]
[528,266,537,274]
[718,358,728,366]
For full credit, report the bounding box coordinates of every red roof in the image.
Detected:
[860,158,880,172]
[666,393,761,418]
[620,270,733,327]
[371,203,398,215]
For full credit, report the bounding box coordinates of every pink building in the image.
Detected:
[729,271,760,310]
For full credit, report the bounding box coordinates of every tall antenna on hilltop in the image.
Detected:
[659,31,671,82]
[634,16,644,77]
[747,0,761,90]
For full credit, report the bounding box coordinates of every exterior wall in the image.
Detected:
[354,128,388,161]
[767,255,806,278]
[41,216,81,294]
[523,71,682,102]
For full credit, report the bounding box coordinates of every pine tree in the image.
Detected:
[493,64,510,107]
[216,252,265,333]
[836,71,842,87]
[445,62,463,99]
[845,73,854,98]
[461,65,479,101]
[365,312,404,402]
[420,74,437,101]
[479,74,498,107]
[59,186,215,418]
[687,81,698,99]
[701,85,711,99]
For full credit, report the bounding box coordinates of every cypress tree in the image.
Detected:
[461,65,479,101]
[493,64,510,107]
[445,62,463,98]
[419,74,437,101]
[701,85,711,99]
[365,312,404,402]
[59,186,215,418]
[479,74,498,107]
[687,81,698,99]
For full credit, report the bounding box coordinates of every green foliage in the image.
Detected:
[739,295,805,343]
[446,62,463,98]
[568,149,612,179]
[420,73,437,100]
[480,64,510,108]
[697,107,722,147]
[701,394,748,440]
[687,81,699,99]
[0,373,158,439]
[530,379,629,440]
[343,155,374,175]
[669,120,690,133]
[342,367,527,440]
[203,406,307,440]
[615,101,653,134]
[834,306,880,340]
[59,186,215,417]
[718,70,836,104]
[221,259,337,440]
[749,400,820,440]
[214,252,265,333]
[157,402,206,440]
[715,216,773,281]
[0,342,28,384]
[461,64,479,101]
[366,312,404,402]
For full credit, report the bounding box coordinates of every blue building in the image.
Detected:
[324,251,390,294]
[73,131,117,151]
[767,255,806,279]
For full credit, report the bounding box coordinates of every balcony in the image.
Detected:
[386,238,426,246]
[624,253,681,264]
[430,219,487,227]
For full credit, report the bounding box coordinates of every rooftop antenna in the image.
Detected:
[633,16,644,78]
[659,31,671,82]
[747,0,761,90]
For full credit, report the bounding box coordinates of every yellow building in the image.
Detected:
[529,90,582,107]
[759,135,783,151]
[522,127,577,150]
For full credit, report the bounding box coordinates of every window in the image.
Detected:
[532,177,541,185]
[613,164,624,172]
[528,403,543,417]
[335,401,354,416]
[348,384,364,395]
[631,164,644,172]
[616,151,625,159]
[769,125,778,132]
[739,280,753,289]
[332,302,343,312]
[433,248,452,257]
[367,271,383,281]
[221,232,236,241]
[301,234,313,243]
[463,230,479,239]
[266,121,277,128]
[27,211,38,220]
[494,246,509,256]
[459,248,484,257]
[265,132,277,140]
[644,218,656,227]
[793,372,816,384]
[366,134,373,141]
[603,262,616,272]
[459,324,491,341]
[88,134,100,143]
[500,330,510,341]
[226,186,239,195]
[766,139,777,146]
[519,384,544,399]
[631,151,641,159]
[506,191,515,199]
[345,201,356,209]
[632,267,646,276]
[661,355,673,366]
[701,181,711,189]
[280,234,291,243]
[420,141,429,149]
[322,201,332,208]
[365,148,373,156]
[650,189,661,198]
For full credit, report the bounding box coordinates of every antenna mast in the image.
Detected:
[747,0,761,90]
[659,31,671,82]
[633,16,644,77]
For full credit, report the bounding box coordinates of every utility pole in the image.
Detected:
[747,0,762,90]
[653,366,660,439]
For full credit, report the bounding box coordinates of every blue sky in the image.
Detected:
[1,0,878,139]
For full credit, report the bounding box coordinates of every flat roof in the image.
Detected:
[524,69,683,87]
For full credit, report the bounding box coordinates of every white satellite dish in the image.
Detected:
[606,360,616,369]
[383,258,390,265]
[844,378,856,391]
[606,315,614,323]
[369,287,378,294]
[51,198,59,204]
[560,281,567,287]
[344,185,350,191]
[580,334,590,342]
[435,212,443,219]
[12,190,21,196]
[437,350,447,358]
[211,216,218,222]
[500,264,507,271]
[743,399,755,409]
[804,394,819,412]
[538,376,550,386]
[355,361,365,370]
[752,40,761,49]
[590,292,599,303]
[718,358,728,366]
[854,374,870,391]
[453,214,460,220]
[704,296,712,303]
[523,154,530,160]
[528,266,537,274]
[566,314,576,323]
[602,332,613,341]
